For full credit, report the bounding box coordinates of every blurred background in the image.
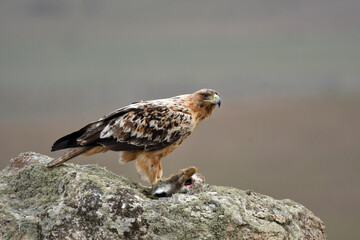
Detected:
[1,0,359,238]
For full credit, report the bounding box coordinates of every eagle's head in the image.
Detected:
[189,89,221,122]
[192,89,221,108]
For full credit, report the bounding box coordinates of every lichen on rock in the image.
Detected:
[0,152,326,239]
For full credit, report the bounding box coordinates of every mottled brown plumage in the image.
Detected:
[48,89,221,184]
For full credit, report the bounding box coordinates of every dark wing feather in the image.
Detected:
[51,105,136,151]
[96,103,193,151]
[51,127,87,151]
[52,101,193,152]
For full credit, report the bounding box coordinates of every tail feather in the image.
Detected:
[47,146,93,167]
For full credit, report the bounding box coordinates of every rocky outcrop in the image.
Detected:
[0,152,326,239]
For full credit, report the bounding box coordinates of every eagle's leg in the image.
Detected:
[157,161,163,181]
[135,155,163,185]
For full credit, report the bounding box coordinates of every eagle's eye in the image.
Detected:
[202,93,210,98]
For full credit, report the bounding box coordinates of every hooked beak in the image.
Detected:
[212,94,221,107]
[204,93,221,107]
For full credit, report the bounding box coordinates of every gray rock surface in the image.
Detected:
[0,152,326,239]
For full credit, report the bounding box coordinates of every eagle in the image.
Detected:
[48,89,221,184]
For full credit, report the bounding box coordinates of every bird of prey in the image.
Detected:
[48,89,221,184]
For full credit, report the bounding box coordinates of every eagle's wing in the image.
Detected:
[52,101,193,152]
[85,102,193,151]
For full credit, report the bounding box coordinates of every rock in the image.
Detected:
[0,152,327,239]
